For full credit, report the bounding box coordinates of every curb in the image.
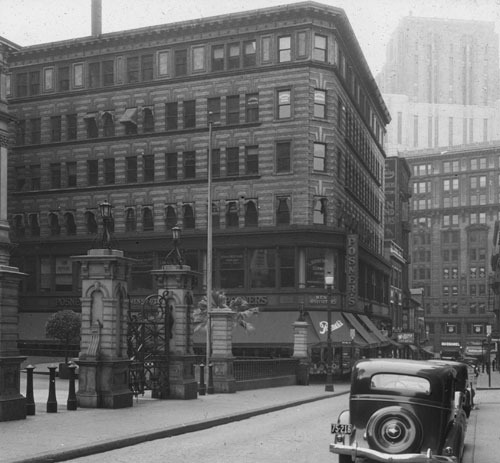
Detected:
[7,389,349,463]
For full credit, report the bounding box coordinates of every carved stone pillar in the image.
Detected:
[210,307,236,393]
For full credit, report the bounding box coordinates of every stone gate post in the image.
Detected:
[151,263,198,399]
[72,249,135,408]
[210,307,236,393]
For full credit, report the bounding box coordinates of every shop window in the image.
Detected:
[183,204,195,229]
[165,206,177,229]
[142,207,154,231]
[85,211,98,234]
[125,208,137,232]
[64,213,76,235]
[250,249,276,288]
[244,200,258,227]
[102,112,115,137]
[225,201,239,228]
[219,250,244,288]
[49,213,61,236]
[279,248,295,288]
[55,257,73,292]
[276,197,290,225]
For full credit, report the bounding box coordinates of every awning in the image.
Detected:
[306,311,369,347]
[119,107,138,125]
[343,312,379,346]
[358,314,391,345]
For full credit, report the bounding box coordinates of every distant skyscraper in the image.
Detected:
[377,15,500,156]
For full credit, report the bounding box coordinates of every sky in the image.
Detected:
[1,0,500,76]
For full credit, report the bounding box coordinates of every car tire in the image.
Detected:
[366,406,423,454]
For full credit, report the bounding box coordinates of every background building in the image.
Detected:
[377,15,500,156]
[4,2,393,363]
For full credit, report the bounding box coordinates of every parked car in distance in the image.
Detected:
[330,358,467,462]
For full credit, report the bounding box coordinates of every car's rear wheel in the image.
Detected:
[366,406,423,454]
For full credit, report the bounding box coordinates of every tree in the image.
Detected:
[45,310,81,363]
[193,290,259,333]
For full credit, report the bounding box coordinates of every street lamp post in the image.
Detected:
[164,226,183,266]
[98,200,113,249]
[206,112,214,391]
[325,272,334,392]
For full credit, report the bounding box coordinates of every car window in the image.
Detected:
[371,373,431,394]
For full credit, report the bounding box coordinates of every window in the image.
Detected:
[85,211,97,234]
[208,97,221,124]
[166,152,178,180]
[44,68,54,91]
[64,213,76,235]
[13,215,25,238]
[166,102,178,130]
[30,118,41,144]
[183,151,196,178]
[143,108,154,133]
[297,32,307,57]
[175,49,188,76]
[120,108,138,135]
[313,34,327,61]
[250,249,276,288]
[104,158,115,184]
[165,206,177,229]
[279,247,295,288]
[278,89,291,119]
[211,149,220,178]
[277,197,291,225]
[58,66,69,91]
[30,71,40,95]
[313,143,326,171]
[50,163,61,189]
[49,212,61,236]
[67,114,77,140]
[245,146,258,174]
[127,57,139,83]
[126,156,138,183]
[314,89,326,118]
[103,60,114,86]
[158,51,169,76]
[50,116,61,142]
[278,36,291,62]
[142,207,154,231]
[125,208,137,232]
[243,40,256,67]
[212,45,225,71]
[245,93,259,122]
[16,120,26,145]
[89,62,100,87]
[16,73,27,97]
[67,162,77,187]
[183,100,196,128]
[183,204,195,229]
[245,200,258,227]
[142,155,154,182]
[225,201,239,228]
[227,147,239,176]
[192,46,205,71]
[15,166,26,191]
[226,95,239,125]
[29,214,40,236]
[313,197,327,224]
[276,141,291,173]
[141,55,153,81]
[73,64,84,87]
[102,112,115,137]
[30,165,40,190]
[262,36,272,62]
[220,250,244,288]
[84,114,98,138]
[227,43,240,69]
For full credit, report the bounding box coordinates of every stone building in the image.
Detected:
[5,1,392,362]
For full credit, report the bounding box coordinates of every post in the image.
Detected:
[206,113,213,381]
[198,363,206,396]
[325,273,334,392]
[46,365,58,413]
[67,363,77,410]
[25,365,35,416]
[207,363,214,394]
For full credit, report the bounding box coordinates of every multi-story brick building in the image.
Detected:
[405,142,500,359]
[4,1,393,362]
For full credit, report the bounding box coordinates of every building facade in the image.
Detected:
[405,142,500,359]
[376,15,500,156]
[4,2,393,361]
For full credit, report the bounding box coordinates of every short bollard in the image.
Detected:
[198,363,206,396]
[207,363,214,395]
[26,365,36,416]
[67,363,77,411]
[46,365,58,413]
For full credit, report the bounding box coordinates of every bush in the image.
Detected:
[45,310,81,363]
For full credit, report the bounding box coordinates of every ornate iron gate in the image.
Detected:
[127,290,174,398]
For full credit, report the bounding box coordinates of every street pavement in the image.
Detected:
[0,361,499,463]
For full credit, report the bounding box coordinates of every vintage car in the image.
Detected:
[330,359,467,462]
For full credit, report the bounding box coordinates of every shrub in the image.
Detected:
[45,310,81,363]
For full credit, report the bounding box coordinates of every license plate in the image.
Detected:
[331,423,353,434]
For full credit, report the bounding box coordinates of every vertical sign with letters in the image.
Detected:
[346,234,358,310]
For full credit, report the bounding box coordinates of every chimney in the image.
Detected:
[91,0,102,37]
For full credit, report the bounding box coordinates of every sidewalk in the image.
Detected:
[1,363,350,463]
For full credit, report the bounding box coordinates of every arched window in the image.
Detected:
[102,112,115,137]
[313,197,327,225]
[165,206,177,230]
[244,201,258,227]
[64,212,77,235]
[13,215,25,237]
[125,208,137,232]
[143,108,154,132]
[49,212,60,236]
[85,211,98,234]
[29,213,40,236]
[225,201,239,228]
[143,207,154,231]
[183,204,195,229]
[276,197,290,225]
